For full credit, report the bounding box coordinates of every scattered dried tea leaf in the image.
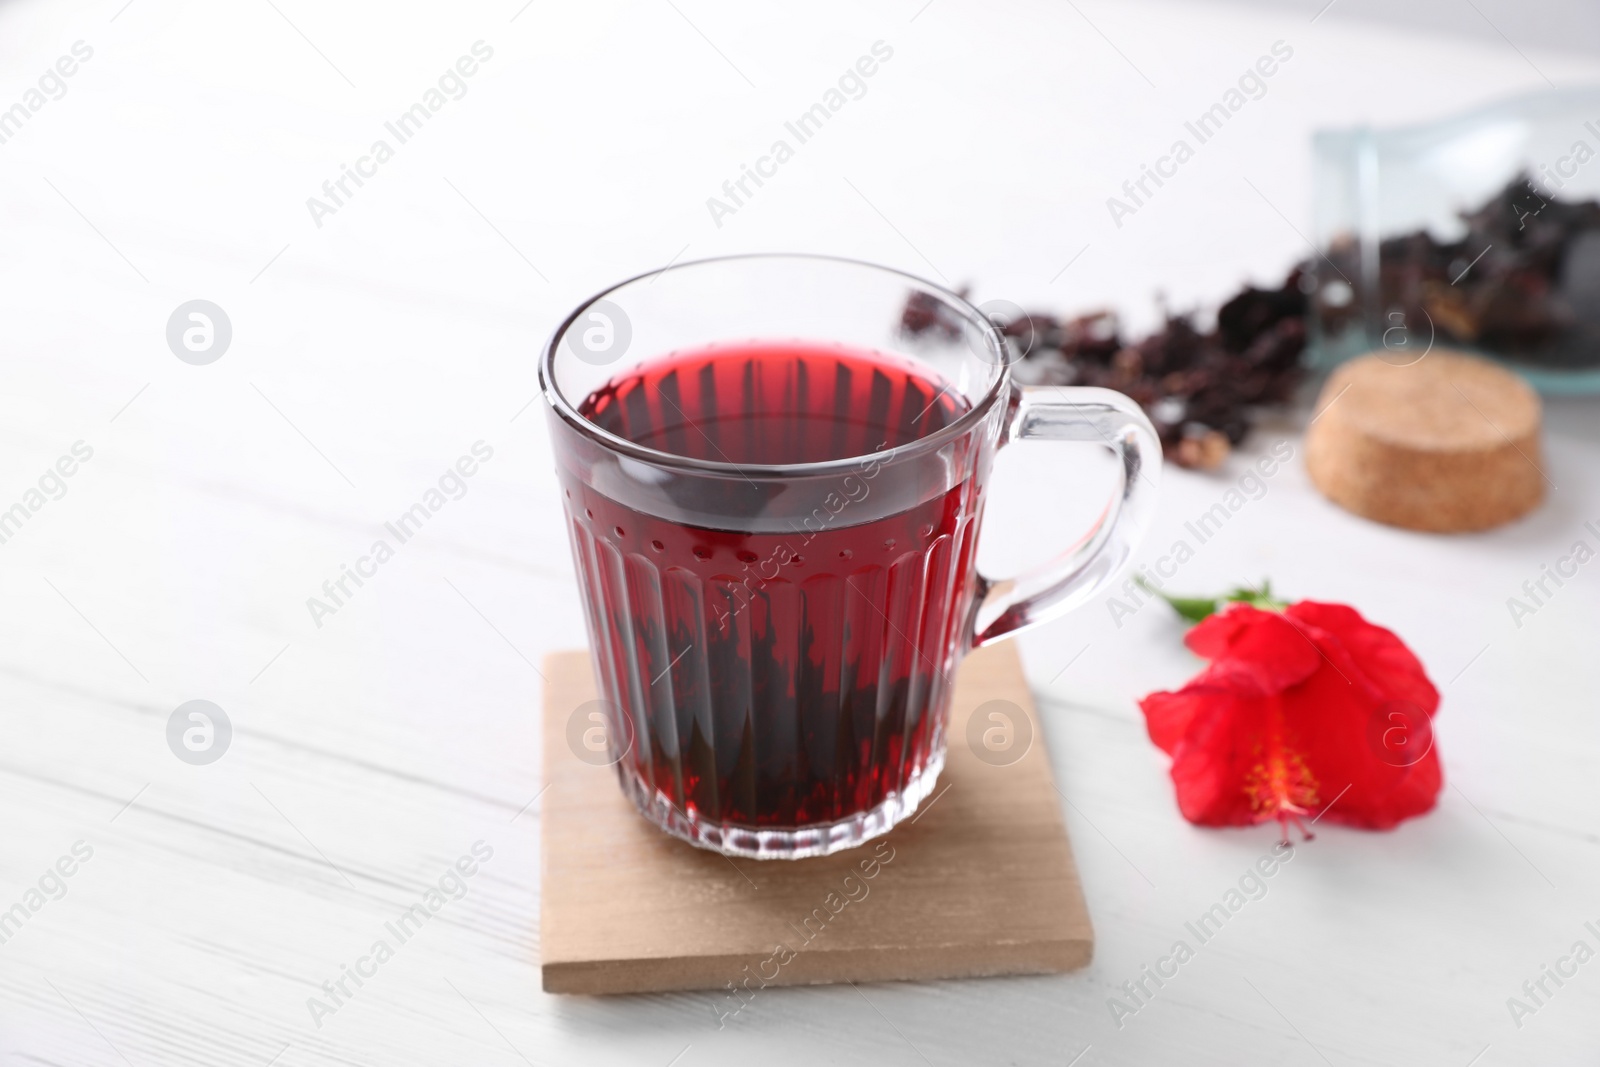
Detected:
[901,273,1308,469]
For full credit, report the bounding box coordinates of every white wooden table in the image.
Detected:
[3,1,1599,1063]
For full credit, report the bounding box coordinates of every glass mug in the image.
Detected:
[540,254,1159,859]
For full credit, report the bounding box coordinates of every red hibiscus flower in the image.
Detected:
[1138,585,1442,836]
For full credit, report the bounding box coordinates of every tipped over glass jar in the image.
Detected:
[1310,87,1600,392]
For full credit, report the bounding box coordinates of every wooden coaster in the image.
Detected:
[539,641,1092,995]
[1304,349,1545,532]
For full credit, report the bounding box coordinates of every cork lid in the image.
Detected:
[1326,350,1540,453]
[1304,349,1546,533]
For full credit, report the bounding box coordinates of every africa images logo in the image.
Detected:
[304,42,495,228]
[1105,40,1294,229]
[704,41,894,228]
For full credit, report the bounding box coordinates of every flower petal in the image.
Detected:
[1288,601,1440,717]
[1184,604,1322,695]
[1140,687,1208,755]
[1279,646,1443,829]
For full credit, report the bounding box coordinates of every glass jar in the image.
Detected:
[1309,86,1600,392]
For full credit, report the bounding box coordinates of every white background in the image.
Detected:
[1,0,1599,1064]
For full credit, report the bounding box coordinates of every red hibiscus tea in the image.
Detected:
[557,341,981,843]
[543,255,1160,858]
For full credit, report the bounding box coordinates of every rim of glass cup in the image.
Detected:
[538,252,1010,478]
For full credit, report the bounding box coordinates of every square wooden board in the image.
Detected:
[539,640,1092,995]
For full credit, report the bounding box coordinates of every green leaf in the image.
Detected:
[1164,595,1224,623]
[1135,575,1220,623]
[1224,580,1287,611]
[1137,575,1286,624]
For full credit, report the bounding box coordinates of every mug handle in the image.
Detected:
[969,384,1162,648]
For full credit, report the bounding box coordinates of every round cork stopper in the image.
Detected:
[1304,349,1545,533]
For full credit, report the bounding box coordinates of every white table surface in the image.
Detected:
[3,1,1600,1064]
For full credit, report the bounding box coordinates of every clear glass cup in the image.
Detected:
[540,254,1160,858]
